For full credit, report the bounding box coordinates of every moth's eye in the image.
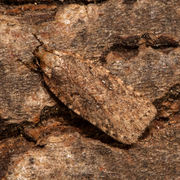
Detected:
[32,57,37,64]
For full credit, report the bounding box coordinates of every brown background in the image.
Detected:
[0,0,180,179]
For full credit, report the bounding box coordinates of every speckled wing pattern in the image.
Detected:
[35,47,157,144]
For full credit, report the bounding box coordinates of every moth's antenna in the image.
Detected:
[33,33,44,46]
[32,33,52,52]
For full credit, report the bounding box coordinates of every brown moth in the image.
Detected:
[35,46,157,144]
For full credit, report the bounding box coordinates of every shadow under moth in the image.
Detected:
[34,46,157,144]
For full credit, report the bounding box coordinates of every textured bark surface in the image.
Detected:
[0,0,180,179]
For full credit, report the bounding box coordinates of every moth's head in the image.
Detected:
[34,46,54,78]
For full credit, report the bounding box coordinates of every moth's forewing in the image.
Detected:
[35,47,157,144]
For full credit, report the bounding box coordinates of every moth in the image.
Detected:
[34,46,157,144]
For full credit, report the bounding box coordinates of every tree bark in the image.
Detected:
[0,0,180,179]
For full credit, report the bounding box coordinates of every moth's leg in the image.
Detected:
[16,57,40,73]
